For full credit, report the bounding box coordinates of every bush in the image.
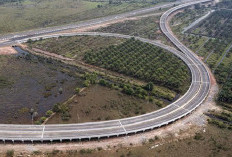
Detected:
[61,112,71,121]
[53,103,61,112]
[75,87,80,94]
[99,79,107,86]
[32,150,42,155]
[83,80,90,87]
[40,117,47,123]
[79,149,93,154]
[6,150,14,157]
[59,87,63,94]
[194,133,204,140]
[46,110,53,117]
[34,120,41,125]
[145,82,154,91]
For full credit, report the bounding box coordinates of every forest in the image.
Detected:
[83,38,190,92]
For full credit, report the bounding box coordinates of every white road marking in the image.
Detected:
[41,126,45,139]
[119,120,127,134]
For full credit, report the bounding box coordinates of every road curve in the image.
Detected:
[0,0,211,142]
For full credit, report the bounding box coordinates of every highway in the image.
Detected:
[0,1,186,43]
[0,0,212,142]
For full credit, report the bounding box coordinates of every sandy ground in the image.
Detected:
[0,46,17,55]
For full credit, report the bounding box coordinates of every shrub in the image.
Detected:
[194,133,204,140]
[61,112,71,121]
[83,80,90,87]
[99,79,107,86]
[53,103,61,112]
[46,110,53,117]
[32,150,42,155]
[40,117,47,123]
[97,147,103,151]
[79,149,93,154]
[59,87,63,94]
[145,82,154,91]
[6,150,14,157]
[34,120,41,125]
[43,92,52,98]
[75,88,80,94]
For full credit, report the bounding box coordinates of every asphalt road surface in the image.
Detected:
[0,0,212,142]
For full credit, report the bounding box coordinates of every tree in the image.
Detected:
[145,82,154,91]
[46,110,53,117]
[75,88,80,94]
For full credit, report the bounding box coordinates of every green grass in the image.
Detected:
[0,0,169,34]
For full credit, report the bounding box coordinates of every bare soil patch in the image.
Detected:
[0,46,17,55]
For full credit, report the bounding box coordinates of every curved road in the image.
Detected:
[0,0,211,142]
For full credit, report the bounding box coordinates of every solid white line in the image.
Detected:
[41,126,45,139]
[119,120,127,134]
[193,81,210,84]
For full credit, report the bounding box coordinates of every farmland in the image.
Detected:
[84,38,190,92]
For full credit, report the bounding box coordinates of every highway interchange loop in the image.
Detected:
[0,0,212,142]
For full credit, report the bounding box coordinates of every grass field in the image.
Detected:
[47,84,168,124]
[0,0,174,34]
